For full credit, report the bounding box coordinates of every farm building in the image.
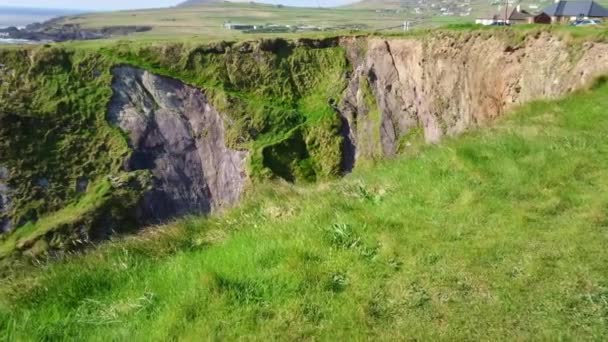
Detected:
[223,23,257,31]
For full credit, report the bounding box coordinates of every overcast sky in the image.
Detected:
[1,0,356,11]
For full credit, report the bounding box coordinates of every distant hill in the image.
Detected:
[178,0,221,5]
[348,0,404,8]
[179,0,360,7]
[179,0,251,6]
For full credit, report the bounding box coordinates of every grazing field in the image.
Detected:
[53,2,468,40]
[40,1,608,42]
[2,75,608,339]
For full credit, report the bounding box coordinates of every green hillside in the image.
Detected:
[46,0,608,41]
[50,2,467,40]
[35,0,608,42]
[2,75,608,340]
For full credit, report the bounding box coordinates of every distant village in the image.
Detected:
[475,0,608,25]
[223,0,608,34]
[223,23,368,34]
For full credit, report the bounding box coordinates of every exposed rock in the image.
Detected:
[108,66,249,224]
[190,41,233,54]
[0,166,12,233]
[339,33,608,165]
[296,37,339,49]
[3,33,608,256]
[76,177,89,193]
[36,178,50,189]
[0,24,152,42]
[258,38,291,52]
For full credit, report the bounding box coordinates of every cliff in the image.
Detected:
[1,30,607,258]
[109,66,248,223]
[340,33,608,159]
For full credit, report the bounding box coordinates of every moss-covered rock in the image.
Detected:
[0,39,352,258]
[104,38,350,181]
[0,47,131,238]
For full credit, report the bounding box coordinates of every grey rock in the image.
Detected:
[36,178,50,189]
[76,176,89,193]
[108,66,248,224]
[0,166,12,233]
[338,34,608,167]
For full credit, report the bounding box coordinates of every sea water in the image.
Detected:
[0,38,41,44]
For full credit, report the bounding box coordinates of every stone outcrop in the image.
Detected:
[108,66,248,224]
[3,32,608,258]
[107,35,608,223]
[339,33,608,162]
[0,166,11,233]
[0,24,152,42]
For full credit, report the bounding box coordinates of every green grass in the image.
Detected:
[0,171,149,260]
[0,180,112,259]
[357,75,384,160]
[2,77,608,340]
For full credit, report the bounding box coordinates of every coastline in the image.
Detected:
[0,38,44,44]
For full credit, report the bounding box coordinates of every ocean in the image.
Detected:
[0,6,82,44]
[0,38,44,45]
[0,6,82,28]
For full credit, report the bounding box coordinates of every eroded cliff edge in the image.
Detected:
[340,34,608,160]
[1,31,607,257]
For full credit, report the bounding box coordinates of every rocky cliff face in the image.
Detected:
[339,33,608,162]
[108,66,248,223]
[106,33,608,225]
[2,32,608,257]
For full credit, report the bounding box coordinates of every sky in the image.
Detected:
[0,0,357,11]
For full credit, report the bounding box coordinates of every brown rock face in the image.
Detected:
[339,33,608,163]
[107,34,608,224]
[108,66,248,224]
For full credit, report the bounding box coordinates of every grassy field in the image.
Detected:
[2,74,608,339]
[39,0,608,43]
[54,2,469,40]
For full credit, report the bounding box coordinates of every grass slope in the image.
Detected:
[2,77,608,339]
